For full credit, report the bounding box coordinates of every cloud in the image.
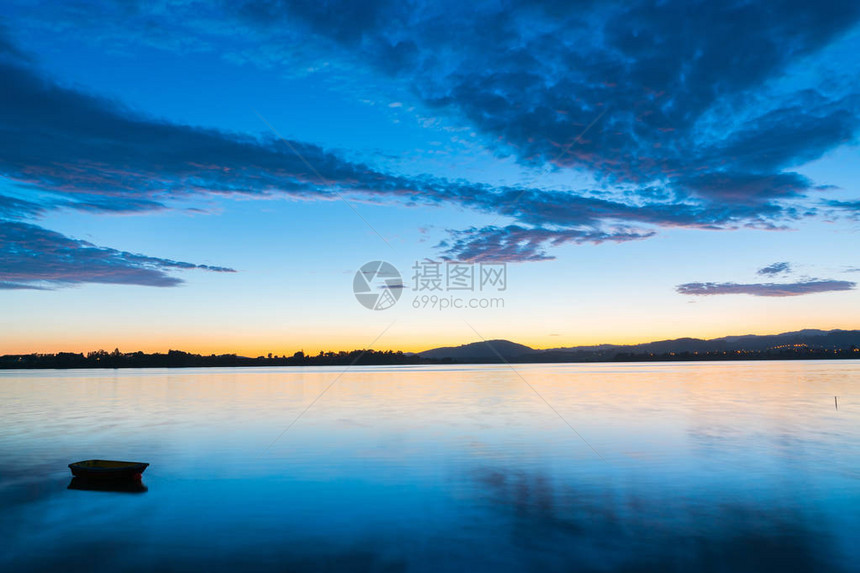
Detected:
[708,91,860,173]
[821,199,860,221]
[0,31,805,267]
[0,194,46,219]
[757,262,792,276]
[228,0,860,186]
[827,199,860,210]
[438,225,655,262]
[0,221,235,289]
[676,279,855,297]
[229,1,860,243]
[0,281,48,290]
[0,23,30,61]
[2,4,860,271]
[678,173,814,205]
[0,57,369,208]
[460,186,800,231]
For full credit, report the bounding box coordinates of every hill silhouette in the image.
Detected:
[1,329,857,369]
[417,329,859,362]
[418,340,536,361]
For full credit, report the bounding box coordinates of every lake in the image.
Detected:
[1,361,858,572]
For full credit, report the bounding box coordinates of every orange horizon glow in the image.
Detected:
[4,321,858,357]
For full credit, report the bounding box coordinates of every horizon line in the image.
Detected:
[3,326,857,358]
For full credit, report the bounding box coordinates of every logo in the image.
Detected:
[353,261,403,310]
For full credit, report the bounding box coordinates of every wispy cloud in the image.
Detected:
[827,200,860,209]
[0,194,46,219]
[825,199,860,218]
[10,1,860,199]
[0,31,816,268]
[0,221,235,289]
[0,281,48,290]
[438,225,655,262]
[2,2,860,274]
[224,0,860,188]
[757,262,792,276]
[676,279,855,297]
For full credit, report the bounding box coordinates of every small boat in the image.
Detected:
[68,459,149,481]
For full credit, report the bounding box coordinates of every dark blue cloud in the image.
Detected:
[17,2,859,200]
[677,279,855,297]
[232,0,860,184]
[437,225,655,262]
[0,194,46,219]
[226,0,860,255]
[0,23,29,61]
[757,262,792,276]
[709,92,860,173]
[0,58,359,207]
[678,173,814,205]
[824,199,860,221]
[0,32,806,259]
[0,221,235,289]
[827,199,860,210]
[2,4,859,271]
[0,281,48,290]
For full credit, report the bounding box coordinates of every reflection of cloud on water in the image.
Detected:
[470,465,845,572]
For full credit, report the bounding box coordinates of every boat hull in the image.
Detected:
[68,460,149,481]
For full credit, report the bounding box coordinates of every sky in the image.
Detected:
[1,0,859,356]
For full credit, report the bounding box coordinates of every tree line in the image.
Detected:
[0,345,857,369]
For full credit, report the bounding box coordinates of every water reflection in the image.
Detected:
[67,477,148,494]
[471,464,841,572]
[0,362,857,572]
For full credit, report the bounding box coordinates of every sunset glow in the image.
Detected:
[1,1,858,355]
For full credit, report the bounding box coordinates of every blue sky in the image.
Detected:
[1,0,859,354]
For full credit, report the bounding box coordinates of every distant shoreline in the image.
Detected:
[2,347,858,370]
[4,329,858,369]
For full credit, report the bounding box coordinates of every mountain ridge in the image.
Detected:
[418,329,859,361]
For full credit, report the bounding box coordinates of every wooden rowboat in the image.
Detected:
[68,460,149,481]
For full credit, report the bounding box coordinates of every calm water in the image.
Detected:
[1,361,858,572]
